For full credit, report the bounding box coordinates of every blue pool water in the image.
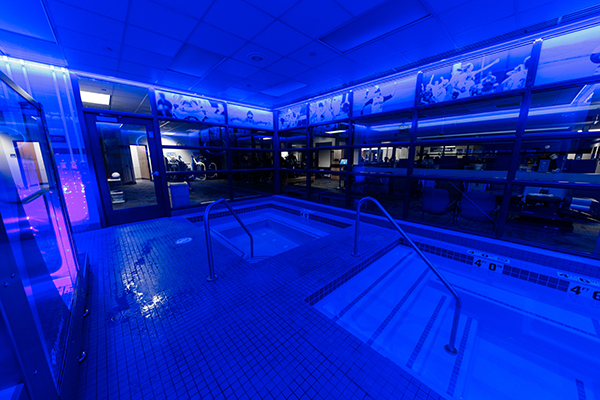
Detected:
[315,245,600,400]
[207,210,342,258]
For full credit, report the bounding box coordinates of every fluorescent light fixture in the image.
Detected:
[80,91,110,105]
[324,130,347,134]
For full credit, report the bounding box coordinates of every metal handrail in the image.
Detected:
[352,197,462,355]
[204,199,254,282]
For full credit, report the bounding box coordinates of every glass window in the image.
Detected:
[354,76,416,116]
[516,138,600,184]
[525,85,600,136]
[79,76,151,114]
[229,128,273,149]
[419,44,533,105]
[504,184,600,254]
[311,172,348,207]
[231,150,274,169]
[310,123,349,147]
[408,178,504,236]
[280,150,306,170]
[163,148,226,174]
[349,174,407,219]
[232,171,274,199]
[417,96,522,140]
[160,121,227,147]
[413,142,513,179]
[536,25,600,86]
[281,171,309,199]
[310,148,348,171]
[352,146,409,176]
[353,112,412,144]
[279,128,307,149]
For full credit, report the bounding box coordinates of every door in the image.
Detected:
[85,113,166,225]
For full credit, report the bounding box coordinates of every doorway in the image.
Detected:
[85,113,166,225]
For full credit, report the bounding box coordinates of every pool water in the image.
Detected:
[207,210,342,258]
[315,245,600,400]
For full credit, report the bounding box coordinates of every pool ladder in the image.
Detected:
[352,197,462,355]
[204,199,254,282]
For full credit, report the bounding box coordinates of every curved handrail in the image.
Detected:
[352,197,462,355]
[204,199,254,281]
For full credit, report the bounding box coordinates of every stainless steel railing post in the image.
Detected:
[204,199,254,282]
[352,196,462,354]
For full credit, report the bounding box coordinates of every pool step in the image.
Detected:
[315,245,418,321]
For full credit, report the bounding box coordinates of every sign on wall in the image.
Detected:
[353,76,416,116]
[308,92,350,125]
[419,45,533,105]
[228,105,273,130]
[277,103,308,130]
[155,90,225,124]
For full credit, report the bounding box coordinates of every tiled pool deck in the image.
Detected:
[74,214,444,399]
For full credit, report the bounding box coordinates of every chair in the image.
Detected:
[458,191,498,226]
[422,188,456,219]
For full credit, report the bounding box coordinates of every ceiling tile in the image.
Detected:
[242,0,298,17]
[384,18,449,53]
[169,44,225,78]
[118,61,164,81]
[247,70,287,86]
[260,80,307,97]
[124,25,183,58]
[213,58,260,78]
[253,22,311,56]
[219,86,255,100]
[188,23,247,57]
[401,37,456,62]
[242,92,277,106]
[294,68,335,85]
[46,0,125,42]
[375,53,410,71]
[0,31,66,66]
[63,47,119,70]
[127,0,198,41]
[70,64,117,78]
[203,0,274,40]
[280,0,353,39]
[233,79,270,92]
[425,0,471,15]
[53,0,129,21]
[115,71,154,85]
[452,17,518,47]
[336,0,391,17]
[202,70,244,86]
[230,43,282,68]
[437,0,516,36]
[157,70,200,90]
[316,56,362,76]
[345,41,401,66]
[0,0,55,41]
[287,41,340,68]
[161,1,213,20]
[120,46,172,70]
[56,27,121,59]
[266,58,310,77]
[190,79,231,95]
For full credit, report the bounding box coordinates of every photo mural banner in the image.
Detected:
[353,75,416,116]
[308,92,350,125]
[155,90,225,124]
[536,25,600,86]
[277,103,308,130]
[228,105,273,130]
[419,45,533,105]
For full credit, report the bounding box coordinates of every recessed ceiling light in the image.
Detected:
[80,91,110,105]
[247,52,266,62]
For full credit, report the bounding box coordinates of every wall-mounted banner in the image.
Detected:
[228,104,273,130]
[419,45,533,105]
[309,92,350,125]
[155,90,225,124]
[536,25,600,86]
[353,76,416,116]
[277,103,308,130]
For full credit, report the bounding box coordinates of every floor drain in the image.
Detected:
[176,237,193,245]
